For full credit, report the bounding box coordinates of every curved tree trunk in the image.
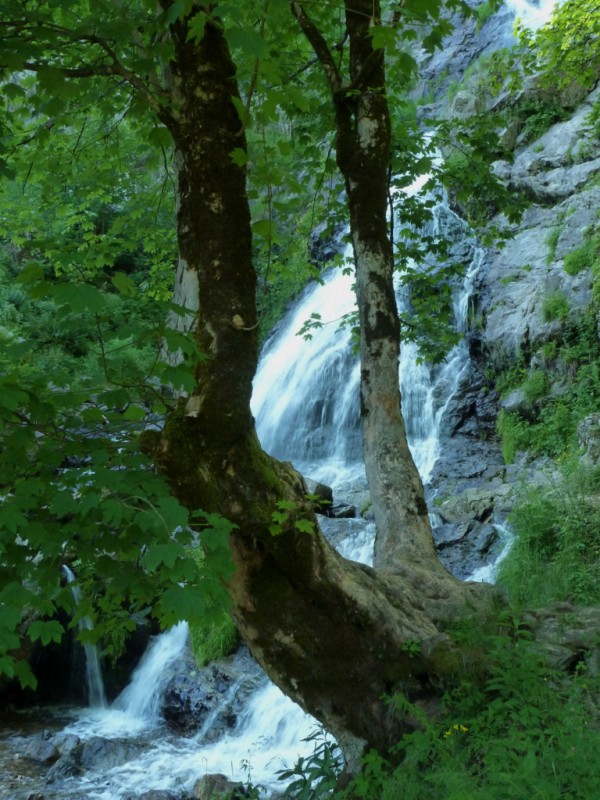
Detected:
[143,2,600,771]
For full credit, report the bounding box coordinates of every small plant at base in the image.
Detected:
[546,222,565,265]
[277,728,343,799]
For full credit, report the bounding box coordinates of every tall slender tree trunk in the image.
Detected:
[342,2,440,572]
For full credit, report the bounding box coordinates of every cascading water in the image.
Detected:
[63,565,107,709]
[252,198,482,490]
[252,266,362,487]
[113,621,189,721]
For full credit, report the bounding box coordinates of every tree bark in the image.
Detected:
[142,5,493,761]
[144,2,600,771]
[292,0,439,573]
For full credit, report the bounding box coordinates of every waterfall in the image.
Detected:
[252,198,481,490]
[252,263,361,488]
[63,564,107,708]
[113,621,189,720]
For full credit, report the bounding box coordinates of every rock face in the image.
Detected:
[409,12,600,569]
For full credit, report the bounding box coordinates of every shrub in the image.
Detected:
[542,290,569,321]
[564,240,594,276]
[337,628,600,800]
[498,459,600,608]
[189,611,239,666]
[522,369,547,403]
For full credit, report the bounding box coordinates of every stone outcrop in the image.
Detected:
[162,647,262,737]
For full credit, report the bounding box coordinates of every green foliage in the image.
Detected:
[190,611,239,667]
[494,312,600,464]
[269,500,315,537]
[0,250,237,682]
[496,409,527,463]
[275,629,600,800]
[498,459,600,607]
[564,239,596,276]
[278,728,343,799]
[475,0,500,27]
[515,0,600,105]
[514,93,569,144]
[186,544,239,666]
[521,369,547,403]
[340,630,600,800]
[542,290,569,322]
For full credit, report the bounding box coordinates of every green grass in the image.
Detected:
[542,289,569,321]
[498,458,600,608]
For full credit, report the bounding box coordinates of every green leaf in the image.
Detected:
[227,27,265,59]
[111,272,138,297]
[294,519,315,535]
[148,126,173,149]
[229,147,249,166]
[165,0,187,24]
[16,262,46,284]
[28,619,64,646]
[49,283,106,312]
[187,10,208,42]
[142,542,186,570]
[370,25,397,52]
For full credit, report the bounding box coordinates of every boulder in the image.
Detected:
[304,477,333,515]
[22,736,59,765]
[162,648,262,737]
[79,736,142,771]
[45,751,81,783]
[437,485,512,525]
[192,773,247,800]
[328,503,356,519]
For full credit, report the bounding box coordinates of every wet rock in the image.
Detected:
[162,648,262,737]
[304,477,333,515]
[473,522,499,555]
[22,737,60,764]
[51,731,81,755]
[45,751,81,783]
[192,773,247,800]
[437,485,512,525]
[79,736,142,771]
[123,791,182,800]
[328,503,356,519]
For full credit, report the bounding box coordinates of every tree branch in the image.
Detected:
[290,1,343,93]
